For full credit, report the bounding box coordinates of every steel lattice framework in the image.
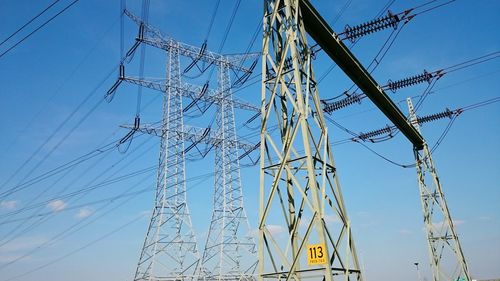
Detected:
[258,1,362,280]
[133,41,201,281]
[199,61,258,281]
[119,11,258,280]
[407,98,471,281]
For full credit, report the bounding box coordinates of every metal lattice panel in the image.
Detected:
[133,44,201,281]
[199,61,257,281]
[123,20,258,279]
[258,1,363,280]
[407,98,471,281]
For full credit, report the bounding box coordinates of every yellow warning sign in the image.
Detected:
[307,244,327,265]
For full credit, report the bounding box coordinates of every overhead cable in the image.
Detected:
[0,0,61,47]
[0,0,80,59]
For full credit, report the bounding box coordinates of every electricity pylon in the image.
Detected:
[115,11,258,280]
[198,60,258,281]
[407,98,471,281]
[133,41,200,281]
[128,63,258,279]
[259,0,362,280]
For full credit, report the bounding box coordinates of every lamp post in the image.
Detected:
[414,262,423,281]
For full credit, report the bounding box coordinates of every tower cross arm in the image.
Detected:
[140,37,259,73]
[124,9,259,74]
[120,123,256,151]
[122,76,260,112]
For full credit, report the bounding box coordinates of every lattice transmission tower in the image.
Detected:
[131,40,201,281]
[112,11,259,281]
[258,0,363,280]
[407,98,471,281]
[198,60,258,281]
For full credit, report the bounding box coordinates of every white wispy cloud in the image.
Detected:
[0,254,29,263]
[75,207,93,219]
[478,216,493,221]
[2,237,47,253]
[47,199,67,212]
[297,215,341,229]
[356,211,370,217]
[399,229,413,235]
[267,224,286,235]
[432,219,465,228]
[324,214,341,224]
[249,224,287,237]
[1,200,18,210]
[0,237,47,264]
[422,219,466,232]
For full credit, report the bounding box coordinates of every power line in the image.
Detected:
[444,51,500,74]
[0,140,118,200]
[432,68,500,92]
[0,124,228,248]
[0,63,118,198]
[414,0,456,16]
[322,50,500,112]
[324,115,358,138]
[0,0,61,47]
[461,96,500,111]
[1,47,187,200]
[376,0,396,18]
[1,15,121,156]
[348,96,500,167]
[352,139,415,168]
[329,0,354,27]
[232,0,401,99]
[193,0,243,81]
[217,0,241,53]
[316,1,399,85]
[412,0,440,10]
[352,112,458,168]
[0,170,153,271]
[0,151,245,272]
[0,0,80,59]
[317,0,457,88]
[204,0,222,43]
[6,92,497,274]
[0,187,152,226]
[4,213,147,281]
[0,135,155,247]
[134,0,151,119]
[413,77,439,112]
[0,158,225,227]
[3,164,227,280]
[0,167,154,222]
[0,69,231,236]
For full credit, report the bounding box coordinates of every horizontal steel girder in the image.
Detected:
[299,0,425,150]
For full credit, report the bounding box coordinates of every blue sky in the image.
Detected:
[0,0,499,281]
